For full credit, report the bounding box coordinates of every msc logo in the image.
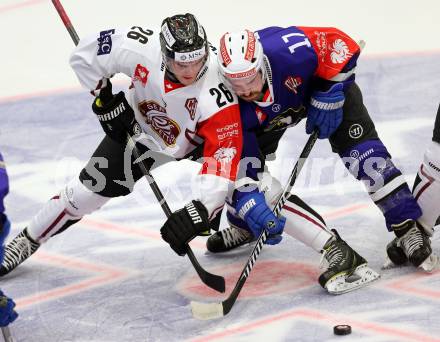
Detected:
[97,29,115,55]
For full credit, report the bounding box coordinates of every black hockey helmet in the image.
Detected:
[160,13,208,63]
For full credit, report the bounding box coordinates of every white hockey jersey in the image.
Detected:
[69,26,243,218]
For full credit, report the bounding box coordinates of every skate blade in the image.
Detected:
[381,256,407,270]
[325,264,381,295]
[420,253,440,272]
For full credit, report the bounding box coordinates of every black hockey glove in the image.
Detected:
[160,200,210,256]
[92,88,141,144]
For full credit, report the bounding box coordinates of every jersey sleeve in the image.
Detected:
[193,104,243,219]
[197,104,243,181]
[69,28,149,94]
[298,27,360,82]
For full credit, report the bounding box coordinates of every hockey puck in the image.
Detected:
[333,325,352,335]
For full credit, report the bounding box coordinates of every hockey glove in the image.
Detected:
[236,192,285,245]
[160,200,210,256]
[0,291,18,327]
[92,89,141,144]
[0,214,11,263]
[306,83,345,139]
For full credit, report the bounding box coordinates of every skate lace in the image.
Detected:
[320,243,344,269]
[2,234,33,270]
[221,227,250,248]
[400,227,425,257]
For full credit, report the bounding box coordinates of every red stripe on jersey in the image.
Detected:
[197,104,242,181]
[262,88,272,102]
[298,27,360,80]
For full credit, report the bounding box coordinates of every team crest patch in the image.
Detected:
[97,29,115,55]
[284,76,302,94]
[255,108,267,124]
[349,123,363,139]
[185,98,198,120]
[138,101,181,146]
[133,64,149,87]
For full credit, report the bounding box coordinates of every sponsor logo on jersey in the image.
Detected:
[284,76,302,94]
[133,64,149,87]
[216,122,239,141]
[349,124,364,139]
[138,101,181,146]
[97,29,115,56]
[264,107,305,132]
[330,39,353,64]
[213,145,237,166]
[314,31,328,62]
[185,98,198,120]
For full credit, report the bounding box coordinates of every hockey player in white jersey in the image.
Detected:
[386,103,440,270]
[0,14,281,274]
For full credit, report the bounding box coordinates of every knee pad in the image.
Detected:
[413,141,440,235]
[27,177,110,242]
[340,139,422,230]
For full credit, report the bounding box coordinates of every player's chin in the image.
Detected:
[239,93,261,102]
[179,76,197,86]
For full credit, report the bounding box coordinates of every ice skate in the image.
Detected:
[319,230,380,294]
[0,228,40,276]
[385,220,438,272]
[206,224,254,253]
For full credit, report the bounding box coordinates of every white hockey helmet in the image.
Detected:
[217,30,265,86]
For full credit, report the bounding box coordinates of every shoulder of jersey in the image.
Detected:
[116,27,162,61]
[197,53,239,120]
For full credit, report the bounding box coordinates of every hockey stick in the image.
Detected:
[191,130,319,319]
[50,0,225,293]
[1,326,14,342]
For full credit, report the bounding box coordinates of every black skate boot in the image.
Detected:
[206,225,254,253]
[0,228,40,276]
[319,230,379,294]
[387,220,436,270]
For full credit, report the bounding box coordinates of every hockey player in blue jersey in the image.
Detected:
[0,153,19,326]
[207,26,436,286]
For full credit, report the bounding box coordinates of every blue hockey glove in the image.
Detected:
[0,291,18,327]
[236,192,285,245]
[306,83,345,139]
[0,214,10,263]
